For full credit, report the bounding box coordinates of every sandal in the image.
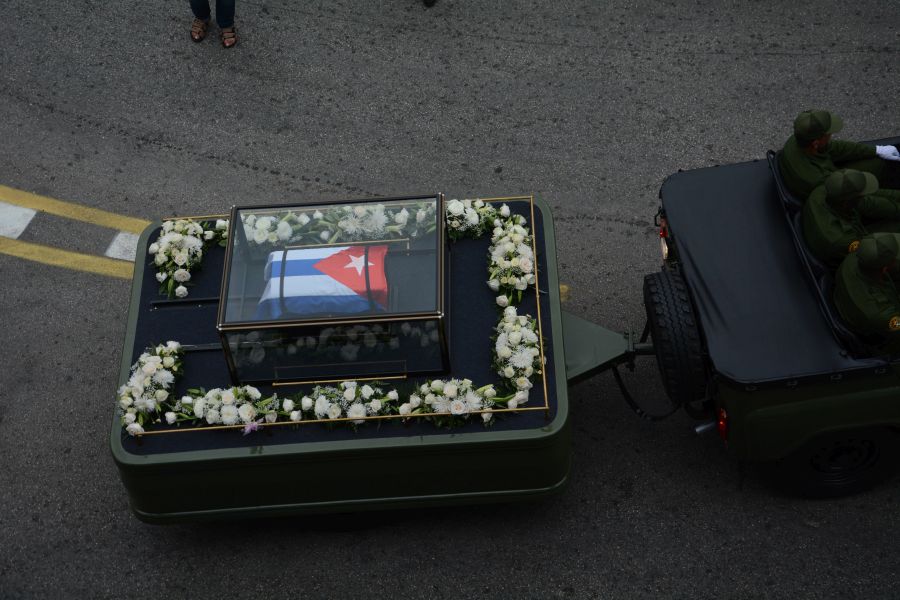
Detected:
[221,27,237,48]
[190,18,209,42]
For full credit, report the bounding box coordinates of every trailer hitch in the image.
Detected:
[562,310,680,421]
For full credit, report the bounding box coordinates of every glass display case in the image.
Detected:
[217,195,448,385]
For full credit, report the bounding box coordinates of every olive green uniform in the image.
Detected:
[780,135,888,199]
[802,186,900,267]
[834,254,900,354]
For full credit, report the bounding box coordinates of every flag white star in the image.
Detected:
[345,253,373,276]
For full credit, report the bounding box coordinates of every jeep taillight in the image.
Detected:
[716,407,728,441]
[659,218,670,260]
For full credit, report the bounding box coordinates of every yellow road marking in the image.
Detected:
[0,184,150,234]
[559,284,570,302]
[0,237,134,279]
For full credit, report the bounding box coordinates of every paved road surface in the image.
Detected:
[1,1,899,598]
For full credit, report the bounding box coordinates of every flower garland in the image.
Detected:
[117,342,184,435]
[241,202,436,247]
[150,219,229,298]
[121,199,545,436]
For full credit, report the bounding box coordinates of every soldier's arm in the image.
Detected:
[859,191,900,219]
[829,139,878,163]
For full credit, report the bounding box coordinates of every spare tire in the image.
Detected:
[642,269,708,408]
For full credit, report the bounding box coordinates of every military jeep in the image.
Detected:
[635,138,900,497]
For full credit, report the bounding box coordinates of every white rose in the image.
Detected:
[216,389,233,406]
[253,229,267,244]
[290,410,301,422]
[175,285,188,298]
[496,295,509,308]
[216,219,228,230]
[163,356,175,368]
[430,380,444,393]
[320,230,330,241]
[449,400,467,415]
[155,389,169,402]
[394,208,409,225]
[464,208,479,225]
[399,403,412,415]
[361,385,374,399]
[409,395,422,408]
[500,204,511,217]
[238,403,257,423]
[148,243,160,255]
[503,366,515,378]
[155,272,167,283]
[265,412,277,423]
[519,257,533,273]
[173,269,191,283]
[447,199,465,216]
[124,412,136,424]
[483,386,497,399]
[282,399,295,412]
[387,390,399,401]
[514,390,529,404]
[255,217,272,230]
[327,404,342,420]
[277,221,292,240]
[203,230,214,241]
[313,210,324,219]
[508,331,522,345]
[497,346,512,359]
[508,399,518,410]
[368,399,382,413]
[301,396,313,411]
[444,383,458,398]
[514,279,528,291]
[298,213,311,225]
[206,409,221,424]
[343,388,356,402]
[516,377,530,390]
[192,398,206,418]
[221,405,239,425]
[154,253,167,266]
[180,395,193,406]
[125,423,144,436]
[488,279,500,292]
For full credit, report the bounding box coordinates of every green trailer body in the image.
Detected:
[110,196,575,523]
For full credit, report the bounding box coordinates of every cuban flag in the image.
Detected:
[256,245,389,319]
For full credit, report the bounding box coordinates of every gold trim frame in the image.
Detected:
[134,194,552,436]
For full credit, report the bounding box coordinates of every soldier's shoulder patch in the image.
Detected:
[889,316,900,331]
[848,240,860,253]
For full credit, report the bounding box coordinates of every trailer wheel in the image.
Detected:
[642,269,707,409]
[773,428,900,498]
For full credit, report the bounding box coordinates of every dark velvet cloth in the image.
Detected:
[124,202,558,455]
[661,160,888,385]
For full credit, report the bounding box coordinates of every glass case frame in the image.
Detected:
[216,194,448,386]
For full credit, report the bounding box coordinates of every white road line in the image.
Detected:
[0,201,37,239]
[104,231,140,261]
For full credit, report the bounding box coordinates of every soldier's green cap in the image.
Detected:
[856,233,900,271]
[794,109,844,143]
[825,169,879,205]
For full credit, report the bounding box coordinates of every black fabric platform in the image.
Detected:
[661,159,890,385]
[124,201,558,455]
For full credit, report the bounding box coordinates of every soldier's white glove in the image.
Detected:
[876,145,900,161]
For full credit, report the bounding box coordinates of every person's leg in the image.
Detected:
[215,0,235,28]
[189,0,212,21]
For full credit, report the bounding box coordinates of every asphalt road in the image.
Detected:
[2,1,900,598]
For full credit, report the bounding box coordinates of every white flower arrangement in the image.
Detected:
[488,212,536,304]
[117,341,183,435]
[241,202,436,247]
[493,306,543,397]
[297,381,398,425]
[184,385,278,432]
[150,219,228,298]
[445,198,498,240]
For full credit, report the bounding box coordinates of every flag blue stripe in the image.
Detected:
[267,258,324,278]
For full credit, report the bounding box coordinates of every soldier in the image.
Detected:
[779,109,900,198]
[834,233,900,354]
[803,170,900,267]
